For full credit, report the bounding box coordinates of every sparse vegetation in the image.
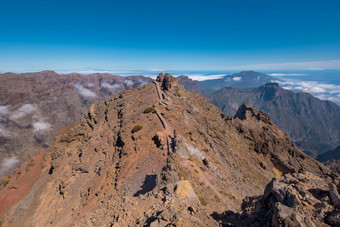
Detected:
[194,169,199,174]
[214,195,221,203]
[188,157,194,162]
[213,211,221,215]
[179,171,186,180]
[249,144,255,151]
[176,93,182,97]
[3,179,10,187]
[198,196,208,206]
[143,107,156,114]
[199,166,205,172]
[242,174,248,183]
[131,125,143,133]
[219,190,227,197]
[231,192,236,200]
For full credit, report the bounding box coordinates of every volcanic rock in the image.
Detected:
[0,74,334,226]
[217,172,339,227]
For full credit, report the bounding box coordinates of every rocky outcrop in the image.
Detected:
[234,102,272,125]
[232,103,328,176]
[156,73,178,91]
[216,172,339,227]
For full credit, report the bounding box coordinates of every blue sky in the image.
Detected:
[1,0,340,72]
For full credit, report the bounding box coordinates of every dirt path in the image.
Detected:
[153,81,173,153]
[153,81,163,101]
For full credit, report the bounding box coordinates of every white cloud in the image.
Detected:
[124,79,134,86]
[0,156,20,176]
[0,125,14,137]
[137,79,150,86]
[146,74,159,80]
[87,83,95,88]
[32,121,51,132]
[101,82,122,90]
[10,104,38,120]
[0,104,52,135]
[182,74,225,81]
[232,76,242,81]
[277,79,340,105]
[74,83,97,98]
[0,105,10,116]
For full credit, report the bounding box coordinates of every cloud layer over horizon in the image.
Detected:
[276,79,340,105]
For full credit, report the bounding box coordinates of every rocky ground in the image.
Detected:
[0,74,338,226]
[216,172,340,227]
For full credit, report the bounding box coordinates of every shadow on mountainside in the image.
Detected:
[134,174,157,197]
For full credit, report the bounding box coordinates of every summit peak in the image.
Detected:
[156,73,178,91]
[234,102,272,124]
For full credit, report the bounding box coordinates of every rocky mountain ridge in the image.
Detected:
[0,74,336,227]
[178,75,340,156]
[208,82,340,155]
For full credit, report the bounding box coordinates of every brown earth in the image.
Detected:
[0,150,51,217]
[0,74,337,226]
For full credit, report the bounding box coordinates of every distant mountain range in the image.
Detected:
[178,73,340,156]
[199,71,275,93]
[317,145,340,173]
